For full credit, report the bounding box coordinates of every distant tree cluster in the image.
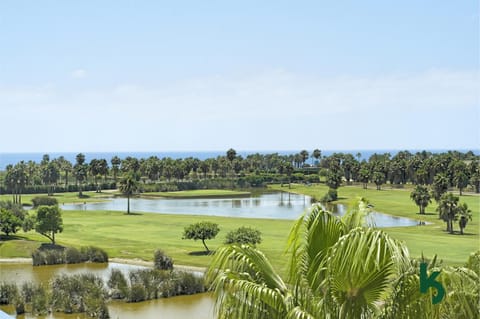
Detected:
[1,149,479,201]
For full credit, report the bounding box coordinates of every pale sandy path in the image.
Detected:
[0,257,206,273]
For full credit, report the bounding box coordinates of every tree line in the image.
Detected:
[1,149,479,204]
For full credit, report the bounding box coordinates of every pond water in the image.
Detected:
[62,192,311,219]
[0,263,214,319]
[61,192,420,227]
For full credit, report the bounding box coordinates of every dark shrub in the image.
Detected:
[128,284,146,302]
[321,188,338,202]
[32,245,108,265]
[154,250,174,271]
[51,273,107,315]
[79,246,109,263]
[64,247,82,264]
[0,282,18,304]
[32,248,65,266]
[107,269,129,299]
[30,284,48,315]
[32,196,58,207]
[174,271,205,295]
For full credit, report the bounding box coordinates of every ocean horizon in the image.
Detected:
[1,149,478,171]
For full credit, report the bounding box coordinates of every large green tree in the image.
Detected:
[183,221,220,253]
[0,208,22,236]
[410,185,431,215]
[35,205,63,245]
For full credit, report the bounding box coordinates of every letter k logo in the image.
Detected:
[419,262,445,304]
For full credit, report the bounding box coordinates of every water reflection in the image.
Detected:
[61,192,420,227]
[62,192,311,220]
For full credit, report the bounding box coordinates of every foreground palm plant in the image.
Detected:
[206,199,479,319]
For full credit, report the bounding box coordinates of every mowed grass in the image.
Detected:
[269,183,479,266]
[0,210,294,274]
[1,185,478,271]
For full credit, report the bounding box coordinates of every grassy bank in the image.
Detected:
[269,183,479,265]
[0,191,113,205]
[0,210,294,274]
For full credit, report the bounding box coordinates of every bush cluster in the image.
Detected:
[107,268,205,303]
[31,197,58,207]
[1,275,108,318]
[51,273,109,318]
[154,249,174,271]
[0,282,49,316]
[2,250,204,318]
[225,227,262,246]
[321,188,338,203]
[32,246,108,266]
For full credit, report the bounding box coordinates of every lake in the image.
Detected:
[61,191,420,227]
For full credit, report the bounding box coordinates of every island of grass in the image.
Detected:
[139,189,251,198]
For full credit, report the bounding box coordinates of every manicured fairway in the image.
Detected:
[0,210,294,274]
[269,183,479,266]
[1,185,478,273]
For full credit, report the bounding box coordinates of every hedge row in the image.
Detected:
[108,268,205,302]
[32,246,108,266]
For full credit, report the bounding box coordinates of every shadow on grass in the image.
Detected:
[0,234,27,241]
[123,212,143,216]
[188,250,215,256]
[446,231,477,236]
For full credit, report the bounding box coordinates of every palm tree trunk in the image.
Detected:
[127,195,130,214]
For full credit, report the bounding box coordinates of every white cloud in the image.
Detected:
[1,68,478,151]
[71,69,87,79]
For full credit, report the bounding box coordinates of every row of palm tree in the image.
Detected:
[206,200,479,318]
[2,150,479,203]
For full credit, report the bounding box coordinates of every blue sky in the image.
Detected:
[1,1,478,152]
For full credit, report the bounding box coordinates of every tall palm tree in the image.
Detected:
[410,185,431,215]
[457,203,472,235]
[436,193,459,233]
[118,173,139,214]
